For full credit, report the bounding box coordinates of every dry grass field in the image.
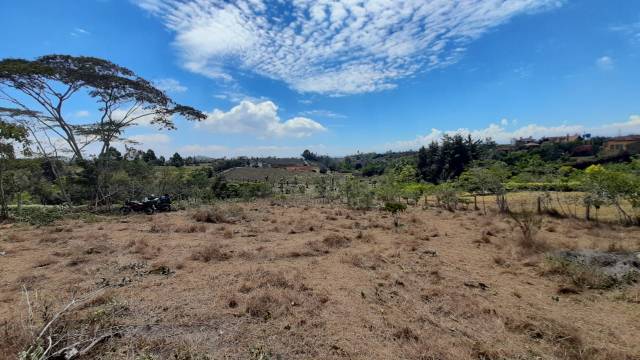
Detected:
[1,201,639,359]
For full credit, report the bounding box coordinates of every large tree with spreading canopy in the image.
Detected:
[0,54,205,161]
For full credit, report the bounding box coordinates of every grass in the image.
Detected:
[322,234,351,248]
[190,244,229,262]
[191,204,245,224]
[2,200,640,359]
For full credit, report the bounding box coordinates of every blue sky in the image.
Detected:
[1,0,640,157]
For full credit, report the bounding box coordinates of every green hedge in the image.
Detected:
[504,181,582,192]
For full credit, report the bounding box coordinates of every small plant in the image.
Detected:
[249,345,273,360]
[508,211,545,252]
[383,201,407,228]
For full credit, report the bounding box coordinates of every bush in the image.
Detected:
[192,207,226,223]
[543,256,619,289]
[322,234,352,248]
[383,201,407,227]
[191,205,244,224]
[508,211,545,252]
[190,244,229,262]
[341,177,374,210]
[505,181,582,192]
[434,183,460,211]
[10,206,66,226]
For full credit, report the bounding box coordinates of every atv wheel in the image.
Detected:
[144,207,155,215]
[120,207,131,215]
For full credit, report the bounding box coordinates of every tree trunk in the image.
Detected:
[585,203,591,221]
[482,195,486,215]
[17,192,22,216]
[0,164,7,220]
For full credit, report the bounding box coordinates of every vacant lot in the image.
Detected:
[1,202,639,359]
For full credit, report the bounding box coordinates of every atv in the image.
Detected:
[120,199,156,215]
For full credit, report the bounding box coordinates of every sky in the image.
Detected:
[1,0,640,158]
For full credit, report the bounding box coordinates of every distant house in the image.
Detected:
[512,136,536,147]
[264,158,306,168]
[603,135,640,155]
[540,134,582,144]
[496,144,515,153]
[571,144,594,157]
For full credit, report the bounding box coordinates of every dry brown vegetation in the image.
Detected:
[1,201,639,359]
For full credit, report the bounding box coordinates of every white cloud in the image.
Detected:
[178,144,327,158]
[197,100,327,138]
[596,56,614,70]
[135,0,562,95]
[610,20,640,44]
[70,28,90,37]
[388,115,640,150]
[298,109,346,119]
[213,90,266,104]
[154,78,187,93]
[72,110,90,118]
[128,133,172,145]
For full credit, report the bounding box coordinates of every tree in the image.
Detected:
[417,146,429,180]
[340,176,373,210]
[301,149,318,161]
[169,152,184,167]
[142,149,157,164]
[0,116,29,218]
[0,55,205,161]
[583,164,640,224]
[417,141,441,183]
[459,162,510,214]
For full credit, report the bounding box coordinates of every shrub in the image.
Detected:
[190,244,229,262]
[174,223,207,233]
[383,201,407,227]
[10,206,66,226]
[434,183,460,212]
[542,256,618,289]
[192,207,227,223]
[192,204,244,224]
[508,211,545,252]
[322,234,351,248]
[340,177,374,210]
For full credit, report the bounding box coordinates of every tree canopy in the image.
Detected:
[0,55,206,160]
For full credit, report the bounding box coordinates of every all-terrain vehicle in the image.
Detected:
[120,198,156,215]
[147,194,172,212]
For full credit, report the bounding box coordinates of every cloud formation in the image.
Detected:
[135,0,562,95]
[197,100,327,138]
[610,20,640,44]
[596,56,614,70]
[128,133,172,145]
[154,78,188,93]
[70,27,90,37]
[388,115,640,150]
[178,144,328,158]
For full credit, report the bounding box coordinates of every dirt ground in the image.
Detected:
[1,201,639,360]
